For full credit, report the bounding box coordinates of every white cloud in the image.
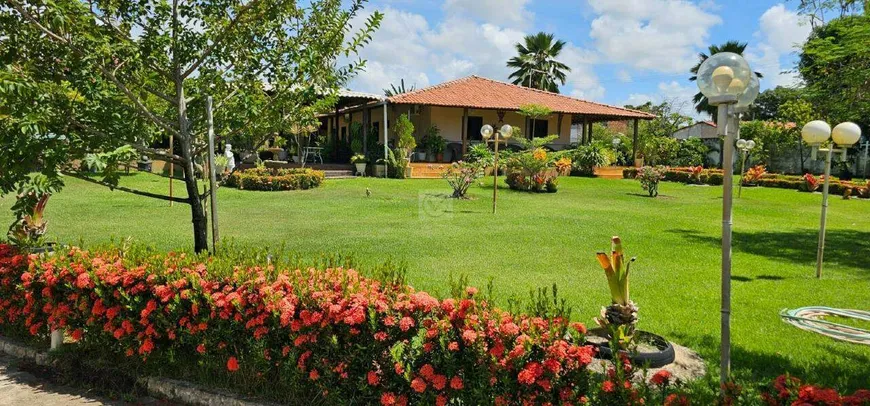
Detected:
[616,69,632,83]
[587,0,721,73]
[443,0,533,29]
[622,80,706,120]
[345,4,604,100]
[744,4,812,88]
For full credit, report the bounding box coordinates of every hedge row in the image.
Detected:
[1,245,868,405]
[0,244,596,405]
[224,167,324,191]
[623,167,870,198]
[623,167,723,186]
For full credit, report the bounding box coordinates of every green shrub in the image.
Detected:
[569,145,607,176]
[224,167,324,191]
[673,138,709,167]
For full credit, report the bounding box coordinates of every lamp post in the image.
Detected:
[801,120,862,278]
[736,138,756,198]
[695,52,757,387]
[481,124,513,214]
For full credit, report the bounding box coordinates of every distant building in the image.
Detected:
[672,121,718,140]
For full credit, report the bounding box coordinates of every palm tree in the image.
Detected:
[507,32,571,93]
[384,79,416,97]
[689,41,763,120]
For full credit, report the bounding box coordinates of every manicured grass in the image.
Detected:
[2,172,869,390]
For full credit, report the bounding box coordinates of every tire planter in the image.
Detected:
[587,328,675,368]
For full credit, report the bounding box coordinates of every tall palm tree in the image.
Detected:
[384,79,416,97]
[689,41,763,120]
[507,32,571,93]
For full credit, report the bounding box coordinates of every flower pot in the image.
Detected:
[374,164,387,177]
[354,163,367,176]
[587,328,675,368]
[291,156,300,163]
[436,153,444,162]
[634,157,645,168]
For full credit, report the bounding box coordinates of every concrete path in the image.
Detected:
[0,353,162,405]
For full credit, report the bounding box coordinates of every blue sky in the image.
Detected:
[345,0,812,120]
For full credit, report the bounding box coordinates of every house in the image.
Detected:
[672,121,718,140]
[317,76,654,162]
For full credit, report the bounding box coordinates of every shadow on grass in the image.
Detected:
[670,332,870,391]
[668,228,870,276]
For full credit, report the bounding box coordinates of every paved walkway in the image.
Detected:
[0,354,161,405]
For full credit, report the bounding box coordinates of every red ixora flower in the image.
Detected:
[651,370,672,386]
[226,356,239,372]
[601,380,615,393]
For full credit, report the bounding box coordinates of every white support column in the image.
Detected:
[383,102,389,178]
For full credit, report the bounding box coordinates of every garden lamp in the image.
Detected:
[801,120,861,278]
[736,139,756,198]
[695,51,757,387]
[482,124,513,214]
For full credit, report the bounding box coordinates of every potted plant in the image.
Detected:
[430,134,447,162]
[634,153,645,168]
[591,237,675,368]
[350,154,368,176]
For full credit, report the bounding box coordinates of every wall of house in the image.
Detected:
[673,124,717,140]
[427,106,572,145]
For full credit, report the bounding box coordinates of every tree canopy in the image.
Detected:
[799,14,870,129]
[0,0,382,252]
[506,32,570,93]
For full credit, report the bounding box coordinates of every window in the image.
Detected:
[341,126,347,140]
[372,122,380,139]
[529,119,548,138]
[467,116,484,141]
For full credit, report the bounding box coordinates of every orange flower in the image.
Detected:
[227,356,239,372]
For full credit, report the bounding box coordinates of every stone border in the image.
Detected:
[0,336,275,406]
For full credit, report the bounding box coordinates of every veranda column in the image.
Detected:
[557,113,564,142]
[363,107,369,155]
[383,102,389,178]
[632,119,639,165]
[461,108,468,156]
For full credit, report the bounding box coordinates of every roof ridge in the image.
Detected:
[467,76,653,117]
[387,76,475,102]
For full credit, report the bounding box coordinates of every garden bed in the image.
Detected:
[223,167,324,191]
[623,167,870,198]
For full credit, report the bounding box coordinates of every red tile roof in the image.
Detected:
[387,76,655,120]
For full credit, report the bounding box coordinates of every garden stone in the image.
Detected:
[587,342,706,384]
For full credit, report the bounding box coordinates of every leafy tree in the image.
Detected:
[688,41,763,120]
[673,138,709,167]
[518,103,552,139]
[644,137,679,165]
[739,121,799,169]
[799,15,870,129]
[383,78,416,97]
[778,98,816,172]
[748,86,806,120]
[507,32,571,93]
[0,0,382,252]
[623,100,693,158]
[793,0,866,28]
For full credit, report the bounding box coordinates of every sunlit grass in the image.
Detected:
[2,172,869,391]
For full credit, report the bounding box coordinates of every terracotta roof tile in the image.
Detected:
[387,76,655,120]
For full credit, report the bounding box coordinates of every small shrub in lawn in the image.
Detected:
[742,165,767,186]
[442,161,483,198]
[224,167,324,191]
[637,166,666,197]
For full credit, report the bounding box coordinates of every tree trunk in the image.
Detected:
[176,74,209,253]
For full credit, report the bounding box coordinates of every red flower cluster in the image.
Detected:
[0,244,595,405]
[762,374,870,406]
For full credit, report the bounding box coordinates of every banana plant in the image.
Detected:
[595,236,636,306]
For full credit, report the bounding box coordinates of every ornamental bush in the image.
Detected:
[0,244,596,405]
[224,167,324,191]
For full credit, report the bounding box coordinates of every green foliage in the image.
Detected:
[506,32,571,93]
[518,104,553,139]
[739,121,800,165]
[637,166,666,197]
[799,15,870,127]
[673,138,709,167]
[622,101,693,157]
[223,168,324,191]
[463,143,494,167]
[81,145,138,189]
[421,125,445,154]
[513,134,558,151]
[749,87,806,120]
[394,115,416,152]
[644,137,680,165]
[0,0,383,252]
[442,161,484,198]
[570,144,608,176]
[350,154,368,164]
[383,78,415,97]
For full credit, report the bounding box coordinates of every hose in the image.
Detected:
[780,306,870,345]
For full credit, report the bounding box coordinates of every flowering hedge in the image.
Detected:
[762,375,870,406]
[223,167,324,191]
[0,244,596,405]
[623,167,724,186]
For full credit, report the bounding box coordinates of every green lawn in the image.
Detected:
[3,172,869,390]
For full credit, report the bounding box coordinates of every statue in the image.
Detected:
[225,144,236,173]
